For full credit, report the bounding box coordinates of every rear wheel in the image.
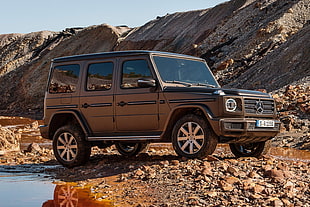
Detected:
[172,114,218,159]
[229,140,271,158]
[53,125,91,168]
[115,142,148,156]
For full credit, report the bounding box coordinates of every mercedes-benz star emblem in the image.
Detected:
[255,100,264,114]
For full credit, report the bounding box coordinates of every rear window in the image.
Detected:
[49,64,80,94]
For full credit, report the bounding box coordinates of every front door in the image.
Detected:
[115,58,158,131]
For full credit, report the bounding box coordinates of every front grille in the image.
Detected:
[244,99,275,115]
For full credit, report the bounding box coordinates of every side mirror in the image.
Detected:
[137,78,156,88]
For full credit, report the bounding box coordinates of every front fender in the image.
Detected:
[162,103,220,139]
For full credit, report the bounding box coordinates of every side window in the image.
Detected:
[49,64,80,94]
[121,59,152,88]
[86,62,113,91]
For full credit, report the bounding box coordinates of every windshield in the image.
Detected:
[153,55,219,88]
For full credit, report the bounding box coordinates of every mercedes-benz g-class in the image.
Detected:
[40,51,280,167]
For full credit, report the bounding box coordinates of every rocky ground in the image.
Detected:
[0,115,309,206]
[0,143,309,207]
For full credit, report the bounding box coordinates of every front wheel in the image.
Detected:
[229,140,271,158]
[172,114,218,159]
[53,125,91,168]
[115,142,148,156]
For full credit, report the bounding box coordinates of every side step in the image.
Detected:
[87,135,161,141]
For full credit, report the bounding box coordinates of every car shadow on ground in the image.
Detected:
[0,149,230,183]
[49,153,183,182]
[47,151,231,182]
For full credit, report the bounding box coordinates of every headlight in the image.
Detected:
[226,98,237,112]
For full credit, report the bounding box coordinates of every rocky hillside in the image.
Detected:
[0,25,130,117]
[0,0,309,118]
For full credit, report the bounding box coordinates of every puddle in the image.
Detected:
[0,172,54,207]
[0,116,39,127]
[151,143,310,162]
[20,135,52,150]
[269,147,310,162]
[0,171,113,207]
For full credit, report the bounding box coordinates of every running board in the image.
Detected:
[87,135,161,141]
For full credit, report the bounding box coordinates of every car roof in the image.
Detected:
[52,50,203,63]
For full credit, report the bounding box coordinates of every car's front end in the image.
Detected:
[217,89,281,143]
[150,52,280,145]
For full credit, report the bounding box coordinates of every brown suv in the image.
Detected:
[40,51,280,167]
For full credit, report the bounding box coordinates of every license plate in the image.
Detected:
[256,120,275,128]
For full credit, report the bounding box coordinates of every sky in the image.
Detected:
[1,0,227,34]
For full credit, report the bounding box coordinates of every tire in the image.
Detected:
[53,125,91,168]
[229,140,271,158]
[115,142,149,157]
[172,114,218,159]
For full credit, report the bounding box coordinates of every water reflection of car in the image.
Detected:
[42,184,113,207]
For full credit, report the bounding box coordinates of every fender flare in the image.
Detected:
[49,109,92,137]
[162,103,218,139]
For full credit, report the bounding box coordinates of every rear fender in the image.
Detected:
[48,110,91,139]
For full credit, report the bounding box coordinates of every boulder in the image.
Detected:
[0,126,20,154]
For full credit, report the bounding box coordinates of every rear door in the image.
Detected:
[114,57,159,131]
[79,59,115,135]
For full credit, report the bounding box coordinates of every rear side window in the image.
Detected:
[49,64,80,94]
[86,62,113,91]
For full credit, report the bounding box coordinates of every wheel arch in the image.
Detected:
[161,104,214,141]
[48,110,91,140]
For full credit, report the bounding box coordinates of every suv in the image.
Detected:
[40,51,280,167]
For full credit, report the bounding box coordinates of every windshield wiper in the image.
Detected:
[166,80,192,87]
[194,83,217,88]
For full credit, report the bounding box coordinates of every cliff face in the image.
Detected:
[199,0,310,89]
[226,23,310,91]
[116,0,309,90]
[115,0,250,54]
[0,0,309,118]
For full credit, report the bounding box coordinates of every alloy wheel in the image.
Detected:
[176,121,205,155]
[56,132,78,162]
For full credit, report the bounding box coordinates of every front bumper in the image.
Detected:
[219,118,281,138]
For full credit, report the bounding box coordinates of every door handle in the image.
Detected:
[82,103,90,108]
[117,101,127,107]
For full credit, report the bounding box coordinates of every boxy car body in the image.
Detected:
[40,51,280,167]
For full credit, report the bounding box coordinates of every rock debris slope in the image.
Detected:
[0,0,309,118]
[0,25,129,117]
